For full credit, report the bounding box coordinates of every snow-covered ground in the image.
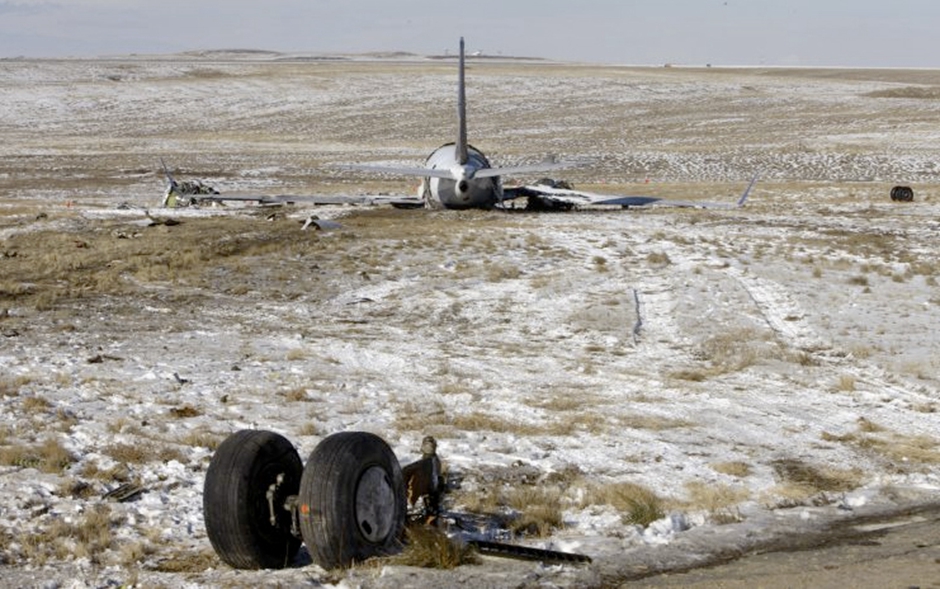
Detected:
[1,54,939,587]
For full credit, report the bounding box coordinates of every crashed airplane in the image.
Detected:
[161,37,756,211]
[344,37,755,211]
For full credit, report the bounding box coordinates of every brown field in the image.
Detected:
[2,55,940,587]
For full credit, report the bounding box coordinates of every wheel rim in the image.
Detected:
[355,466,396,543]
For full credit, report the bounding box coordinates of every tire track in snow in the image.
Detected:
[723,266,938,431]
[633,241,862,442]
[724,265,832,355]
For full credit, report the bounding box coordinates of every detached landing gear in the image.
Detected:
[203,430,303,570]
[203,430,405,570]
[203,429,592,571]
[297,432,406,570]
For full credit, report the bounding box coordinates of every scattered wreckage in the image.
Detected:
[161,160,221,208]
[161,178,220,208]
[202,429,591,571]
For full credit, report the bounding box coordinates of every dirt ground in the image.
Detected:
[634,503,940,588]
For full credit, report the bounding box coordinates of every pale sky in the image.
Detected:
[1,0,938,67]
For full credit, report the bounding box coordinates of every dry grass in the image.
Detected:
[105,441,186,465]
[79,460,133,483]
[18,504,116,565]
[865,86,940,99]
[150,547,220,573]
[168,404,201,419]
[286,348,308,361]
[445,460,582,539]
[395,393,693,440]
[836,374,857,392]
[297,420,329,437]
[21,395,52,413]
[672,327,778,380]
[56,477,97,500]
[582,481,666,527]
[0,214,329,310]
[871,434,940,465]
[390,526,480,569]
[847,274,869,287]
[823,426,940,467]
[645,251,672,266]
[0,375,32,398]
[684,481,750,515]
[0,528,10,565]
[699,328,768,371]
[117,541,156,573]
[0,437,75,473]
[484,262,523,282]
[455,483,568,538]
[503,485,565,537]
[856,416,885,433]
[524,391,606,412]
[616,414,694,431]
[281,386,310,402]
[710,461,752,478]
[393,401,580,437]
[178,429,223,450]
[450,411,546,435]
[770,458,863,494]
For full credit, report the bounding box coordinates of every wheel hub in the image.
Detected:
[355,466,396,543]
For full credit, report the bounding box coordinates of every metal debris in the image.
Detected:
[401,435,593,565]
[103,482,145,503]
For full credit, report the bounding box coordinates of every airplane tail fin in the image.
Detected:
[339,37,578,184]
[161,158,179,191]
[160,158,182,207]
[456,37,469,165]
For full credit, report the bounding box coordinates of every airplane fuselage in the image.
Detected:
[347,37,574,210]
[421,142,502,209]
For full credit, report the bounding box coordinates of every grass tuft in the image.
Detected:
[583,481,665,527]
[710,461,752,478]
[503,486,565,537]
[770,458,862,493]
[390,526,480,569]
[0,437,76,473]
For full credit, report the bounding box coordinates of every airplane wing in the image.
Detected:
[160,161,426,209]
[504,174,759,210]
[192,193,425,208]
[472,162,574,179]
[339,161,575,180]
[338,164,456,180]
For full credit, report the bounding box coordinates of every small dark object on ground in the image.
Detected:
[103,482,145,503]
[890,186,914,202]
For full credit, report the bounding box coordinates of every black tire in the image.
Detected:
[890,186,914,202]
[298,432,406,569]
[203,430,303,570]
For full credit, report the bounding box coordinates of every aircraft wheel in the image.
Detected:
[298,431,406,569]
[891,186,914,202]
[203,429,303,569]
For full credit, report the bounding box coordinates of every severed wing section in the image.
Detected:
[189,193,424,208]
[160,159,425,209]
[505,174,759,210]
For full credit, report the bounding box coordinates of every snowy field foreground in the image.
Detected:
[1,54,940,587]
